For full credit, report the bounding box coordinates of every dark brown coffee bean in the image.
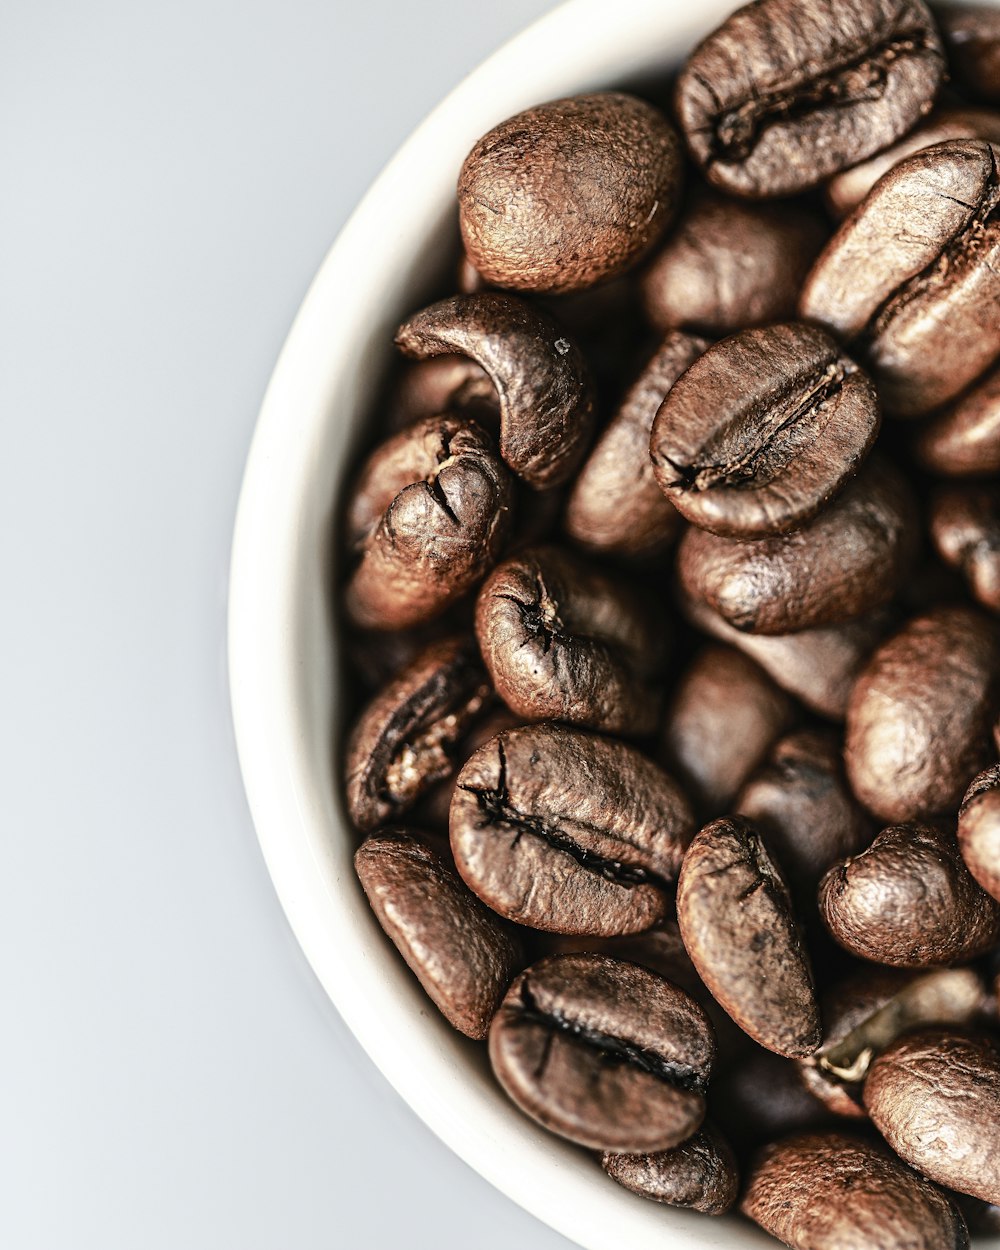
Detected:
[930,484,1000,614]
[652,323,880,539]
[475,546,664,735]
[845,605,1000,821]
[711,1046,832,1150]
[675,0,945,199]
[677,459,916,634]
[344,636,492,832]
[936,3,1000,103]
[488,953,715,1151]
[395,293,595,490]
[819,822,1000,966]
[660,645,793,818]
[385,354,498,433]
[958,764,1000,902]
[458,94,683,294]
[865,1029,1000,1204]
[741,1131,970,1250]
[343,415,512,630]
[354,831,521,1039]
[563,332,706,559]
[450,723,694,935]
[601,1121,739,1215]
[915,359,1000,477]
[801,139,1000,417]
[677,817,821,1057]
[640,189,828,334]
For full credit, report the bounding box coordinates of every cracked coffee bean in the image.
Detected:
[601,1121,739,1215]
[450,722,694,936]
[488,953,715,1151]
[915,359,1000,477]
[930,484,1000,614]
[958,764,1000,902]
[936,3,1000,103]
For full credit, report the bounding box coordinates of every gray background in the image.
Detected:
[1,2,577,1247]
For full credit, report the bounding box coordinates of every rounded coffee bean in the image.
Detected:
[385,354,497,433]
[395,293,595,489]
[915,360,1000,477]
[354,831,521,1039]
[711,1047,831,1151]
[563,331,706,558]
[930,485,1000,614]
[936,3,1000,103]
[845,605,1000,821]
[958,764,1000,902]
[675,0,945,199]
[677,816,821,1057]
[677,459,916,634]
[741,1131,970,1250]
[865,1029,1000,1204]
[640,189,827,334]
[489,953,714,1151]
[819,822,1000,966]
[476,545,664,735]
[601,1122,739,1215]
[458,93,683,294]
[651,323,880,539]
[450,722,694,936]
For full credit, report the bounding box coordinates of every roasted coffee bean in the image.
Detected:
[395,293,595,489]
[385,354,498,432]
[640,189,827,334]
[711,1046,832,1150]
[936,3,1000,103]
[958,764,1000,902]
[344,636,491,831]
[677,817,821,1057]
[677,459,916,634]
[915,359,1000,477]
[845,605,1000,820]
[601,1122,739,1215]
[343,415,512,630]
[675,0,945,199]
[741,1131,970,1250]
[458,94,683,294]
[412,703,523,832]
[475,546,664,735]
[488,953,715,1151]
[865,1028,1000,1204]
[651,323,880,539]
[660,645,793,818]
[801,139,1000,417]
[354,831,521,1039]
[930,484,1000,614]
[563,332,706,558]
[819,822,1000,966]
[736,730,871,891]
[450,723,693,935]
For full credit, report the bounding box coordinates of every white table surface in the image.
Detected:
[1,2,577,1246]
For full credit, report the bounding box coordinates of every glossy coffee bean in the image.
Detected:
[677,817,821,1057]
[384,354,498,433]
[450,722,694,936]
[563,331,706,558]
[458,94,683,294]
[354,831,521,1039]
[936,3,1000,103]
[677,459,916,634]
[651,323,880,539]
[958,764,1000,902]
[865,1029,1000,1204]
[915,360,1000,477]
[488,953,715,1151]
[819,822,1000,966]
[675,0,945,199]
[930,484,1000,614]
[742,1131,970,1250]
[475,545,664,735]
[845,605,1000,821]
[601,1122,739,1215]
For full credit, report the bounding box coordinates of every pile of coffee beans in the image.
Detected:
[340,0,1000,1245]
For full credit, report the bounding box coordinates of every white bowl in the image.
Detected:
[228,2,998,1247]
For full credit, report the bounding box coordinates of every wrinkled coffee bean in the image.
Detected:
[936,3,1000,102]
[563,332,706,558]
[865,1028,1000,1204]
[450,723,693,936]
[651,322,880,539]
[958,764,1000,902]
[931,485,1000,614]
[458,93,683,294]
[675,0,945,199]
[742,1131,970,1250]
[385,354,498,433]
[845,605,1000,821]
[476,545,664,735]
[601,1122,739,1215]
[915,359,1000,477]
[677,458,916,634]
[819,822,1000,966]
[354,831,521,1039]
[488,953,715,1151]
[395,293,595,489]
[677,817,821,1057]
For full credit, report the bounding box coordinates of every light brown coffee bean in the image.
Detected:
[915,360,1000,477]
[601,1122,739,1215]
[930,484,1000,614]
[958,764,1000,902]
